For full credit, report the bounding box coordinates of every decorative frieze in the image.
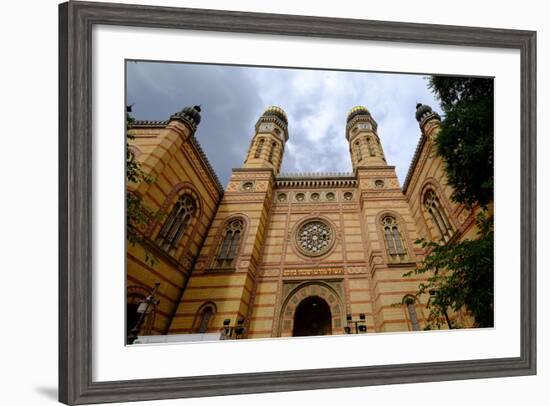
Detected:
[182,142,221,198]
[259,269,280,277]
[347,266,368,274]
[223,194,267,202]
[276,173,357,189]
[231,170,273,181]
[283,268,344,277]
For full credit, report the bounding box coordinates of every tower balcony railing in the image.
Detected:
[276,172,357,189]
[278,171,354,179]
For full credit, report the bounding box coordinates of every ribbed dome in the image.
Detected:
[415,103,440,124]
[181,105,202,125]
[415,103,432,122]
[262,106,288,125]
[347,106,370,122]
[170,104,202,126]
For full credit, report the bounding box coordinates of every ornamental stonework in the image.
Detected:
[283,268,344,277]
[182,143,219,198]
[240,181,255,191]
[223,194,266,202]
[359,178,399,189]
[260,269,280,277]
[295,220,335,257]
[388,178,400,188]
[290,204,342,212]
[255,180,269,192]
[225,181,239,192]
[347,266,368,274]
[231,172,272,180]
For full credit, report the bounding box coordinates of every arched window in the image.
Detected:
[157,194,196,251]
[366,137,375,156]
[355,140,362,162]
[197,305,214,333]
[403,296,421,331]
[254,138,265,158]
[381,216,408,262]
[268,141,277,163]
[216,219,244,267]
[423,189,453,242]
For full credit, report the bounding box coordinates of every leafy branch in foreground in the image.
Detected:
[404,212,494,329]
[428,76,494,208]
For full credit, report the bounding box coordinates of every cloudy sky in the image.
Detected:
[126,61,443,187]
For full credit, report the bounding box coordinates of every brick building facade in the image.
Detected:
[127,103,478,341]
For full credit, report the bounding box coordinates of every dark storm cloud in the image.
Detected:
[127,62,442,186]
[127,62,264,186]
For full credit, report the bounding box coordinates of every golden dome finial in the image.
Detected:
[262,105,288,124]
[347,106,370,122]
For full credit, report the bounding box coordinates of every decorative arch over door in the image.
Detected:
[293,296,332,337]
[278,282,345,337]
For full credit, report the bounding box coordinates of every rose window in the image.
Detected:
[296,220,334,256]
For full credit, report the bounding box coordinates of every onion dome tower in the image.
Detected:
[169,105,202,129]
[345,106,386,170]
[243,106,289,174]
[415,103,441,139]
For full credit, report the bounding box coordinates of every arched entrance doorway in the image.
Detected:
[292,296,332,337]
[278,282,345,337]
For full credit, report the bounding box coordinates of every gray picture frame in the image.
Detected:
[58,1,537,404]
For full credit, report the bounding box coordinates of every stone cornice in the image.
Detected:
[402,133,427,194]
[255,116,289,142]
[232,167,274,173]
[129,120,223,195]
[187,135,224,194]
[345,113,378,140]
[130,120,169,128]
[278,171,354,179]
[275,172,357,189]
[355,165,396,172]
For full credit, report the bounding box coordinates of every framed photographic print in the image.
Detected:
[59,1,536,404]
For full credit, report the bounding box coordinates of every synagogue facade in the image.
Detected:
[126,103,478,341]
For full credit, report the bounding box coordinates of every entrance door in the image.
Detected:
[292,296,332,336]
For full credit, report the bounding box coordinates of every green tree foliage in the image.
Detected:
[403,77,494,329]
[405,213,494,329]
[126,108,158,265]
[429,76,494,208]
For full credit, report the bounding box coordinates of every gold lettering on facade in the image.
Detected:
[283,268,344,277]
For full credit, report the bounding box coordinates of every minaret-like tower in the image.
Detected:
[169,107,289,338]
[415,102,441,139]
[346,105,424,332]
[243,106,288,175]
[346,106,386,170]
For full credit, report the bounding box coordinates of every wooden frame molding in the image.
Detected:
[59,1,536,404]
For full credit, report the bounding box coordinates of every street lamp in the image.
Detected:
[345,313,368,334]
[220,318,247,339]
[127,282,161,344]
[235,319,246,338]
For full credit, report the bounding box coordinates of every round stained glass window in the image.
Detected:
[295,220,335,257]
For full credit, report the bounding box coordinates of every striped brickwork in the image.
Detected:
[126,117,222,334]
[126,105,481,339]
